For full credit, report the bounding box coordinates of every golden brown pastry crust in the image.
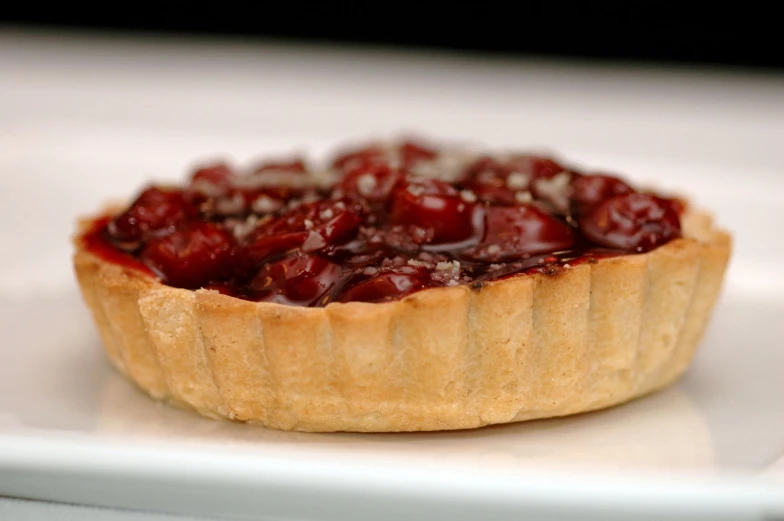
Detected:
[72,210,731,432]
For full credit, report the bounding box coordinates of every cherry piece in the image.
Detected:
[571,174,633,213]
[338,266,431,303]
[250,253,345,306]
[388,178,483,246]
[246,230,309,264]
[579,193,681,251]
[185,164,236,206]
[465,204,575,260]
[139,221,236,289]
[339,163,404,203]
[247,199,362,263]
[108,187,196,243]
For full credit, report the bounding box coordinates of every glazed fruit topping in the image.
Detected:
[85,138,684,305]
[338,265,432,304]
[388,178,483,247]
[579,193,681,251]
[246,253,345,307]
[108,187,197,244]
[465,205,575,261]
[246,199,363,263]
[140,221,239,289]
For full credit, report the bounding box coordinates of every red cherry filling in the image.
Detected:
[86,140,685,307]
[463,157,515,195]
[579,193,681,251]
[465,155,566,184]
[247,199,362,263]
[462,156,572,206]
[465,204,575,261]
[571,174,633,213]
[184,165,234,207]
[139,221,236,289]
[108,187,196,243]
[339,266,431,303]
[339,164,404,203]
[465,156,508,179]
[210,186,306,217]
[249,253,345,306]
[388,178,483,246]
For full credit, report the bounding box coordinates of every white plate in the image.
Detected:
[0,30,783,521]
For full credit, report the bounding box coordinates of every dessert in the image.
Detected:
[73,138,732,432]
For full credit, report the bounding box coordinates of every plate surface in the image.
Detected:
[0,29,783,521]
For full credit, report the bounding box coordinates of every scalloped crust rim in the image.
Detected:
[72,211,731,432]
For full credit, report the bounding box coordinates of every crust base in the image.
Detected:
[73,211,731,432]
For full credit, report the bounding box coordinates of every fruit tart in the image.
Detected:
[72,138,732,432]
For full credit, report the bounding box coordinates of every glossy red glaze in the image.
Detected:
[108,187,197,243]
[465,204,575,261]
[247,199,363,263]
[140,221,237,289]
[83,140,683,306]
[249,253,346,306]
[339,266,431,303]
[82,217,153,275]
[388,178,482,246]
[579,193,681,251]
[339,164,404,203]
[571,174,634,212]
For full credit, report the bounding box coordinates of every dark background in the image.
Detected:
[2,8,782,71]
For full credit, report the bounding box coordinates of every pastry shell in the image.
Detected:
[72,210,731,432]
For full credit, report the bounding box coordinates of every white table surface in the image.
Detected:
[0,26,783,521]
[0,497,214,521]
